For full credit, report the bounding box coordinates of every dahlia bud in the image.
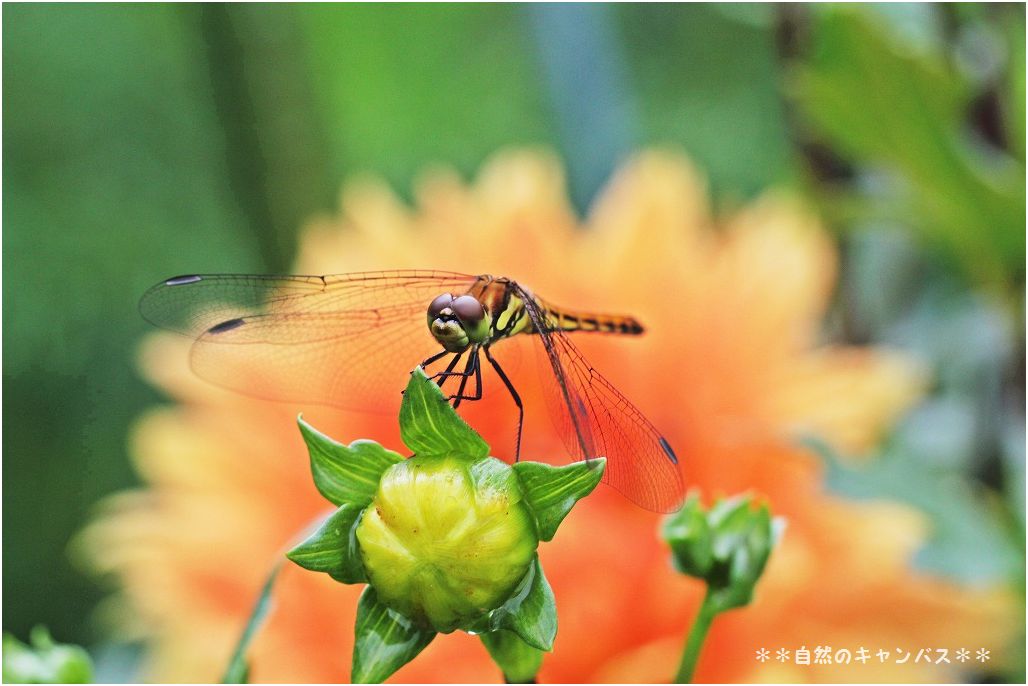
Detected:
[357,455,538,632]
[284,368,605,683]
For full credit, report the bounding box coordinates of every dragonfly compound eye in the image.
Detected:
[451,295,485,323]
[428,293,454,318]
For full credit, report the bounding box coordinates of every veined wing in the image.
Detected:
[139,270,478,409]
[515,285,685,512]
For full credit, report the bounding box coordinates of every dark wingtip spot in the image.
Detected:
[658,436,678,465]
[208,317,245,334]
[575,397,589,420]
[165,274,203,286]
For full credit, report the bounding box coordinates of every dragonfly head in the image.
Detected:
[427,293,490,352]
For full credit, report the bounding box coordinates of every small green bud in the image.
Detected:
[2,627,93,684]
[663,492,782,613]
[356,455,539,633]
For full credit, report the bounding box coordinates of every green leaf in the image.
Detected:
[222,561,282,683]
[399,367,489,462]
[513,459,605,541]
[298,416,403,507]
[286,504,366,584]
[352,587,435,684]
[1002,8,1026,161]
[2,627,93,684]
[471,556,557,651]
[480,629,544,684]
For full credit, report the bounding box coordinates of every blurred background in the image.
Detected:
[3,2,1024,682]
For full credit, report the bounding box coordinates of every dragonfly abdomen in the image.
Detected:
[543,306,644,335]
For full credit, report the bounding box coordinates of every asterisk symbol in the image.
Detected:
[775,648,790,663]
[756,648,770,663]
[976,648,990,663]
[955,648,970,662]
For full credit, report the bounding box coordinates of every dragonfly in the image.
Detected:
[140,269,685,512]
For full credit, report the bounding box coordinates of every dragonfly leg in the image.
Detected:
[471,350,483,400]
[420,349,450,370]
[451,348,481,408]
[484,345,523,462]
[430,351,464,392]
[451,349,483,404]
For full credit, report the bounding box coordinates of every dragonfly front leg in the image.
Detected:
[420,349,450,370]
[451,347,482,408]
[427,351,464,392]
[484,345,523,462]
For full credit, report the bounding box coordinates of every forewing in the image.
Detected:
[516,288,685,512]
[139,270,478,410]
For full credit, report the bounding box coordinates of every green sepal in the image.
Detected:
[470,456,523,497]
[2,627,93,684]
[286,504,366,584]
[513,458,605,541]
[352,586,436,684]
[399,368,489,462]
[480,629,544,684]
[222,561,283,683]
[707,495,758,562]
[708,501,776,613]
[298,416,402,507]
[661,492,714,577]
[467,556,556,651]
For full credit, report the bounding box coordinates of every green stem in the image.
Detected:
[674,588,718,683]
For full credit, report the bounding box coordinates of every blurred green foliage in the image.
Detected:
[793,5,1025,295]
[2,3,1023,681]
[786,6,1025,679]
[3,626,93,684]
[3,2,258,649]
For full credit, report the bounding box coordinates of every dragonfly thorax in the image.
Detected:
[427,293,491,352]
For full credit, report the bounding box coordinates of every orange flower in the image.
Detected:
[82,150,1014,683]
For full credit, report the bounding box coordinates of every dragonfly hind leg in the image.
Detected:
[484,345,523,462]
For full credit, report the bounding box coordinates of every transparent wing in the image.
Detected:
[516,286,685,512]
[139,270,478,410]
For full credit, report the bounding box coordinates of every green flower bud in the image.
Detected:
[356,455,538,633]
[663,492,782,613]
[282,371,602,683]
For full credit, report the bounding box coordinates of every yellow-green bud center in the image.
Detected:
[356,456,538,632]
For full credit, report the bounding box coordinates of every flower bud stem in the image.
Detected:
[673,588,717,683]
